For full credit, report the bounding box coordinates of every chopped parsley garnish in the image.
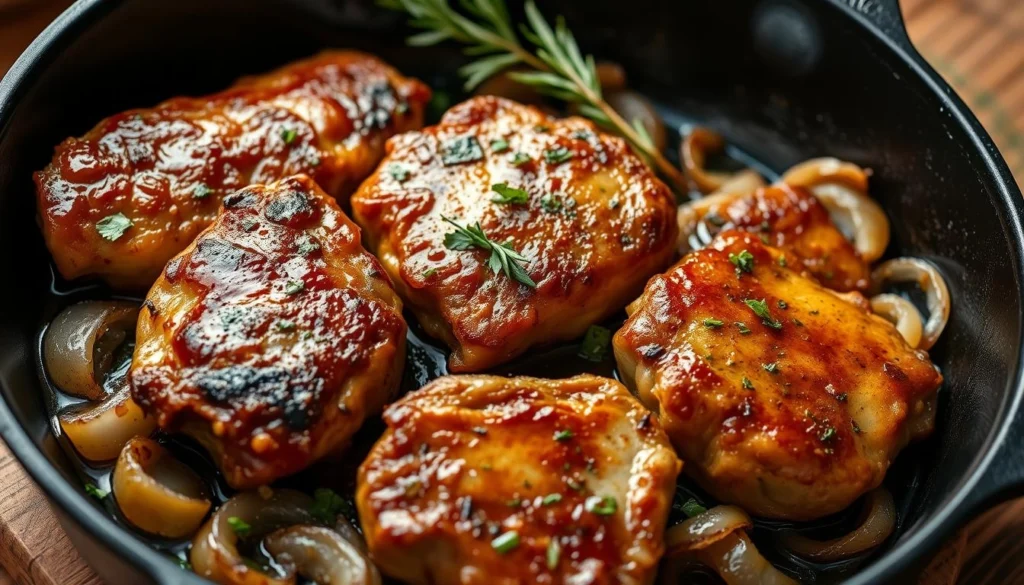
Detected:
[778,255,788,267]
[762,362,779,374]
[84,483,108,500]
[820,426,837,442]
[96,213,133,241]
[585,495,617,516]
[422,268,438,278]
[578,325,611,362]
[681,498,707,518]
[276,320,296,331]
[543,147,573,165]
[743,298,783,329]
[542,493,563,506]
[510,151,531,166]
[227,516,251,537]
[547,538,561,570]
[280,128,298,144]
[728,249,754,275]
[540,194,562,212]
[735,322,751,335]
[553,429,574,442]
[441,135,484,165]
[777,300,788,309]
[741,377,755,390]
[441,216,536,287]
[284,280,305,295]
[507,497,523,507]
[703,318,724,329]
[490,183,530,204]
[176,558,192,571]
[193,183,213,199]
[310,488,351,524]
[491,530,520,554]
[388,164,410,182]
[490,138,510,152]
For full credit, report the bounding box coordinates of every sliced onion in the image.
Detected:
[872,258,950,350]
[780,158,890,262]
[709,169,767,198]
[666,505,753,553]
[113,437,211,538]
[191,489,317,585]
[43,301,138,400]
[664,506,797,585]
[871,294,924,349]
[780,489,896,562]
[264,526,381,585]
[606,90,666,153]
[59,384,156,462]
[682,127,734,193]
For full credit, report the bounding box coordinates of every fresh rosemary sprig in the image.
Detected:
[441,216,536,287]
[380,0,688,192]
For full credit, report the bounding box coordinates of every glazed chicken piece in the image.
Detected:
[352,96,678,371]
[678,184,871,291]
[36,51,430,290]
[357,374,680,585]
[613,230,942,521]
[130,175,406,489]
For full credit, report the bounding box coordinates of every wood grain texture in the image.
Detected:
[0,0,1019,583]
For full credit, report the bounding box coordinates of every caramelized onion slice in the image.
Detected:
[664,505,797,585]
[43,301,138,400]
[709,169,767,198]
[264,526,381,585]
[780,158,890,262]
[682,127,735,193]
[113,437,210,538]
[872,258,950,350]
[59,384,156,462]
[191,489,316,585]
[871,294,924,349]
[781,489,896,562]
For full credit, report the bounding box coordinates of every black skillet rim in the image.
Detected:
[0,1,1022,584]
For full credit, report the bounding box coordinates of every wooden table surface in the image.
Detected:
[0,0,1021,584]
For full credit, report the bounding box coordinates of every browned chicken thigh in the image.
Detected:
[352,96,678,371]
[356,374,680,585]
[36,51,430,290]
[130,175,406,489]
[613,230,942,520]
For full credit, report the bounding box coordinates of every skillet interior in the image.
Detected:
[0,0,1021,584]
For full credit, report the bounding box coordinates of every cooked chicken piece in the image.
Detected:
[357,374,680,585]
[678,184,871,291]
[613,230,942,521]
[130,175,406,489]
[36,51,430,290]
[352,96,678,371]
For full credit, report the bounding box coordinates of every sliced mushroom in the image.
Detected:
[113,437,211,538]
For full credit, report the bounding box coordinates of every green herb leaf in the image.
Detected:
[553,429,574,442]
[96,213,133,242]
[540,194,562,212]
[84,483,108,500]
[578,325,611,361]
[736,322,751,335]
[762,362,779,374]
[743,298,783,329]
[423,267,438,278]
[491,530,520,554]
[543,146,573,165]
[284,280,305,295]
[681,498,707,518]
[491,183,530,204]
[741,376,755,390]
[176,557,192,571]
[542,493,562,506]
[281,128,298,144]
[441,216,536,287]
[820,426,837,442]
[193,183,214,200]
[729,249,754,275]
[490,138,510,152]
[227,516,251,537]
[442,135,484,165]
[310,488,351,524]
[703,318,724,329]
[510,151,531,166]
[585,495,617,516]
[388,164,410,182]
[546,538,561,570]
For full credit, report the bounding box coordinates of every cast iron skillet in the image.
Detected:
[0,0,1022,583]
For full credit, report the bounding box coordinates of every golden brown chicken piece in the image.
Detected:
[36,51,430,290]
[613,230,941,521]
[352,96,678,372]
[130,175,406,489]
[357,374,680,585]
[678,184,871,291]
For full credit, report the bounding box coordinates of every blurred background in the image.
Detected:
[0,0,1020,584]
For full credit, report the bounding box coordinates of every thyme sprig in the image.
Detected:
[379,0,687,192]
